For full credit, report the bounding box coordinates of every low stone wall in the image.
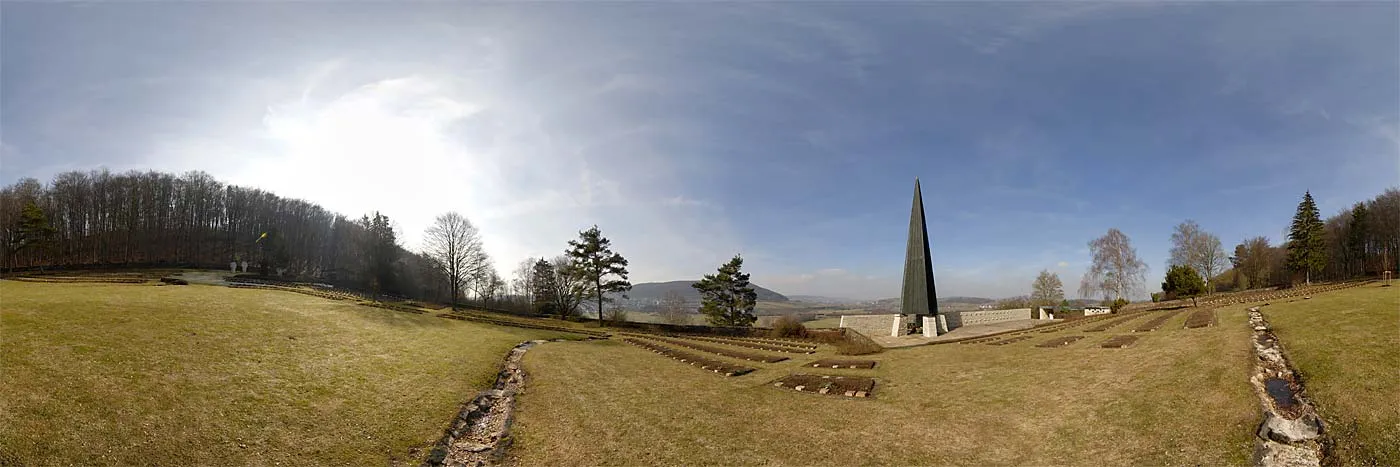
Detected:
[839,314,904,337]
[943,308,1031,329]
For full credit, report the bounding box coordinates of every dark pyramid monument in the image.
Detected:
[901,178,939,331]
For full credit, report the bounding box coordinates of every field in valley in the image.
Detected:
[0,280,575,466]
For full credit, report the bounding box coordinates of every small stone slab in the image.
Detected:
[806,359,876,369]
[1100,335,1139,348]
[1036,336,1085,348]
[773,374,875,398]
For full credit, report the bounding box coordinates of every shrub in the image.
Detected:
[1110,297,1129,312]
[603,305,629,324]
[769,315,808,338]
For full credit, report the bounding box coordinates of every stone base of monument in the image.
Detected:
[772,374,875,398]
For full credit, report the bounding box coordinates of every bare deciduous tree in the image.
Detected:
[1029,269,1064,308]
[1168,220,1228,292]
[423,212,485,310]
[659,290,690,325]
[1230,236,1274,289]
[1080,228,1148,301]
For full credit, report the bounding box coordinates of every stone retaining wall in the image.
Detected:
[839,314,904,337]
[943,308,1031,329]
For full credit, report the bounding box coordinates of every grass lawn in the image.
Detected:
[0,281,573,466]
[1244,283,1400,465]
[511,307,1259,465]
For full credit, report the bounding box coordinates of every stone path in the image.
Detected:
[424,340,550,467]
[1247,307,1324,467]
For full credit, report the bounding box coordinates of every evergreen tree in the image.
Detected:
[7,202,57,271]
[529,258,559,316]
[565,225,631,326]
[1347,202,1369,276]
[359,212,399,297]
[1161,264,1206,307]
[1286,191,1327,284]
[693,255,758,327]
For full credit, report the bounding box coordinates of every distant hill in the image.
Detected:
[618,280,789,304]
[788,295,861,304]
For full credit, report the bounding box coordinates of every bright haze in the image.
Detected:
[2,3,1396,300]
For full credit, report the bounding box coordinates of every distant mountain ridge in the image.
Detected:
[617,280,789,304]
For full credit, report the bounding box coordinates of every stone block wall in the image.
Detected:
[943,308,1032,330]
[839,314,904,337]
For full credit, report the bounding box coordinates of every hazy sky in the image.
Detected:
[2,3,1397,300]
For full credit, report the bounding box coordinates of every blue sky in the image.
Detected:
[2,3,1397,299]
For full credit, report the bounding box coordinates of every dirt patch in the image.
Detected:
[1183,309,1217,329]
[622,338,756,376]
[1100,335,1139,348]
[805,359,876,369]
[1131,309,1186,332]
[772,374,875,398]
[621,334,789,363]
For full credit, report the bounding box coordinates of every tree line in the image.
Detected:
[1025,188,1399,305]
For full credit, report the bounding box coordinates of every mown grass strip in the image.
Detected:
[678,335,816,354]
[1132,309,1187,332]
[1036,336,1085,348]
[622,334,788,363]
[622,338,755,376]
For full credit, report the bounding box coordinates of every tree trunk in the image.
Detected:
[596,278,603,327]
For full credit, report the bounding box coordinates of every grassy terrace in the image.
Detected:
[512,308,1259,465]
[0,281,574,466]
[1242,283,1399,465]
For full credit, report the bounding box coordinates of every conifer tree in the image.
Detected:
[693,255,758,327]
[1286,191,1327,284]
[565,225,631,326]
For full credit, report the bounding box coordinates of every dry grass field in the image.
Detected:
[0,281,575,466]
[511,307,1259,465]
[1241,283,1399,465]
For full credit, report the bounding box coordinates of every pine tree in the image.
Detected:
[692,255,758,327]
[565,225,631,326]
[1286,191,1327,284]
[1162,264,1206,307]
[1347,203,1369,277]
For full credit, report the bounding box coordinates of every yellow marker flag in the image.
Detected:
[257,232,268,242]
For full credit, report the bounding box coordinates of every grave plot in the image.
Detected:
[1131,309,1186,332]
[1037,315,1113,333]
[772,374,875,398]
[1036,336,1085,348]
[678,335,816,354]
[805,359,877,369]
[1083,314,1144,332]
[727,336,819,350]
[1100,335,1139,348]
[987,335,1034,345]
[622,339,756,376]
[438,314,609,338]
[1183,308,1216,328]
[629,335,790,363]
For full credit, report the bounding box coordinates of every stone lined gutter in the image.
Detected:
[1247,307,1326,466]
[422,340,549,467]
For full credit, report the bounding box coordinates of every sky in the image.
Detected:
[2,3,1397,300]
